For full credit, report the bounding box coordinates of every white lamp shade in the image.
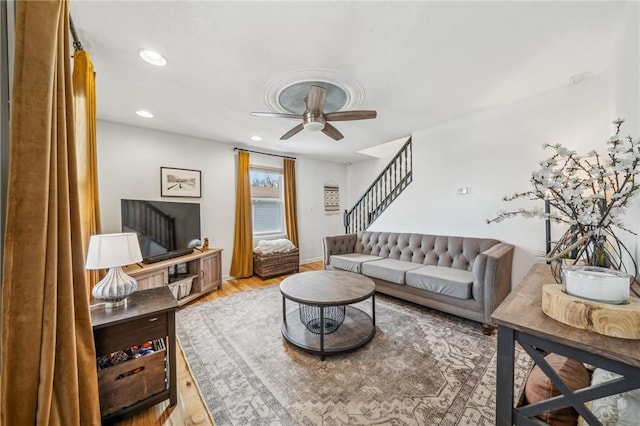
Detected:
[85,233,143,269]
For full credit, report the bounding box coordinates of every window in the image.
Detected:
[250,167,284,235]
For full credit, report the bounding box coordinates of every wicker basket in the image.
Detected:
[168,283,181,299]
[169,277,194,299]
[178,278,193,299]
[253,248,299,279]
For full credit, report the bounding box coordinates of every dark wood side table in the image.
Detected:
[491,263,640,426]
[91,286,179,424]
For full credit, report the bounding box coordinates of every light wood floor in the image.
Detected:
[115,261,324,426]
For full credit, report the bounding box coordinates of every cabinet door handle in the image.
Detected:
[148,317,158,322]
[116,366,145,381]
[201,271,205,278]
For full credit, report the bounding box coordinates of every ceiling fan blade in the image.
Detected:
[280,123,304,140]
[307,85,327,115]
[251,112,303,119]
[322,123,344,141]
[324,110,377,121]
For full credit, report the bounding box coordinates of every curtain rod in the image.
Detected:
[69,15,83,51]
[234,147,296,160]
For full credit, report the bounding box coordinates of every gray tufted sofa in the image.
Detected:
[323,231,514,325]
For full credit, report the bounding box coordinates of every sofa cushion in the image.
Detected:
[360,259,423,285]
[405,265,474,300]
[330,253,383,273]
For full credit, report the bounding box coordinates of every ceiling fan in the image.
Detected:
[251,85,377,141]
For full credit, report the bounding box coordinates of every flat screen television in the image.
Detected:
[121,199,201,263]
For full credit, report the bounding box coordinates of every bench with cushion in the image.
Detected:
[323,231,515,326]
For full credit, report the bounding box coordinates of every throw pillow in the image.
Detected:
[524,353,591,426]
[588,368,640,426]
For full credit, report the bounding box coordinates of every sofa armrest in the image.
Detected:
[322,233,358,269]
[471,242,514,324]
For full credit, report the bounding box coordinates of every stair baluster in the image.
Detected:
[344,137,413,234]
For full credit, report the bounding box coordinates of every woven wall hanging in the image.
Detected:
[324,182,340,214]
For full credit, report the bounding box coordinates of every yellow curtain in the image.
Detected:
[283,158,299,247]
[229,151,253,277]
[73,50,103,297]
[1,1,101,424]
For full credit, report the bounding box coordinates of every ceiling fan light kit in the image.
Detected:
[303,113,325,131]
[251,84,377,141]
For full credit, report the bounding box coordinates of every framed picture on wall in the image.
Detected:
[160,167,202,198]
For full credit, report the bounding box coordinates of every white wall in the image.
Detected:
[296,157,349,258]
[367,74,614,286]
[610,1,640,274]
[96,121,346,277]
[610,1,639,136]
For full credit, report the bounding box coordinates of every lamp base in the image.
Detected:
[104,298,128,309]
[92,266,138,308]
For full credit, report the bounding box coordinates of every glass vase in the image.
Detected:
[548,226,637,294]
[561,265,630,304]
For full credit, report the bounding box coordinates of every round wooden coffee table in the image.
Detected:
[280,270,376,360]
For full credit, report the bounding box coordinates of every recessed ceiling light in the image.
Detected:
[138,49,167,67]
[251,136,262,141]
[136,110,154,118]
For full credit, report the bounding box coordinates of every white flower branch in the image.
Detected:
[488,119,640,240]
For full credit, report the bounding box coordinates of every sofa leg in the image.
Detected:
[482,324,496,336]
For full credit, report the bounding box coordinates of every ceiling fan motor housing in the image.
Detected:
[303,112,325,131]
[251,85,375,140]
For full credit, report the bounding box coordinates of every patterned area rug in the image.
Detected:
[177,285,532,425]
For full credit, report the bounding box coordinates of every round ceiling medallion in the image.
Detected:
[262,69,366,114]
[279,81,347,114]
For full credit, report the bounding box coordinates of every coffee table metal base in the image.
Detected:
[281,300,375,360]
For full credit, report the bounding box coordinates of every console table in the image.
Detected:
[124,248,222,306]
[491,263,640,425]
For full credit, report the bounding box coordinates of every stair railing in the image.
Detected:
[343,137,412,234]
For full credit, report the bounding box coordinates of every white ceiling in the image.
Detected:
[70,1,626,163]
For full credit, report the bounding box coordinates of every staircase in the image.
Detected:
[343,137,412,234]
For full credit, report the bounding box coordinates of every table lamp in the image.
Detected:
[86,233,143,308]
